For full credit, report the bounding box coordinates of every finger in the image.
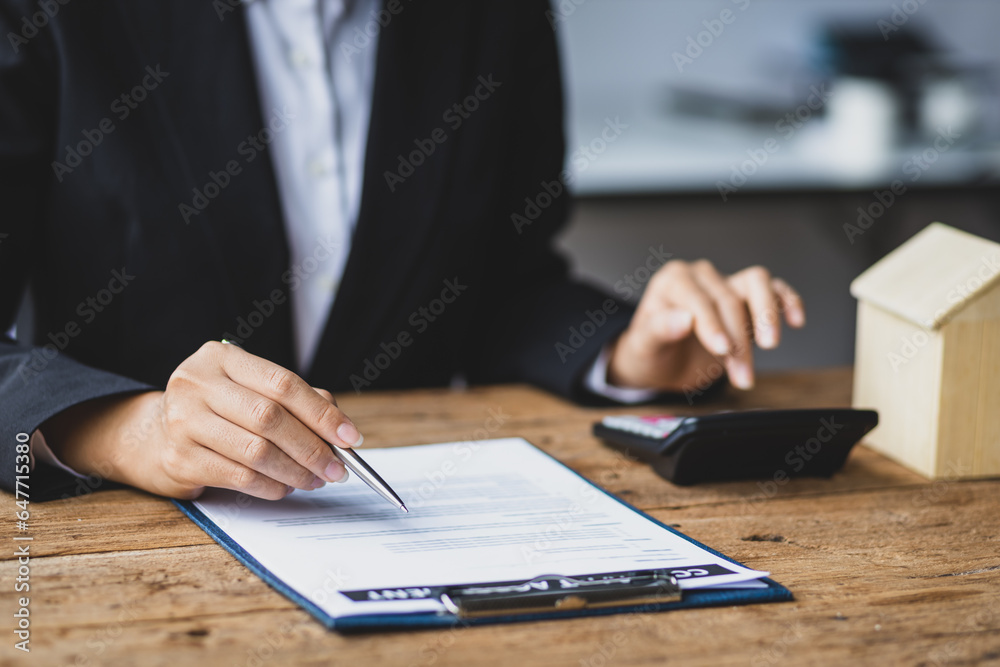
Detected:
[772,277,806,328]
[624,306,695,360]
[189,410,328,491]
[173,445,294,501]
[312,387,337,405]
[215,342,363,449]
[648,308,695,344]
[649,264,731,356]
[204,376,349,484]
[690,261,754,389]
[731,266,781,349]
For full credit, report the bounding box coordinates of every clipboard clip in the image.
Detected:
[439,569,681,619]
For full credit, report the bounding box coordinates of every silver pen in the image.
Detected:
[330,443,407,512]
[221,340,407,512]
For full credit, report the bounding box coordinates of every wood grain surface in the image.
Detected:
[3,368,999,666]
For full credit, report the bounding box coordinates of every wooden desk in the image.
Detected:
[3,368,999,666]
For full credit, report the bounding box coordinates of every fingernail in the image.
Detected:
[790,310,805,327]
[337,422,362,447]
[711,334,730,356]
[731,364,754,390]
[308,477,325,490]
[335,468,350,484]
[758,327,776,349]
[323,461,347,483]
[664,310,693,336]
[284,485,295,497]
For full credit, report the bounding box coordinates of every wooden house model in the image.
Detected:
[850,222,1000,480]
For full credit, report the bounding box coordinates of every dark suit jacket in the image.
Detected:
[0,0,634,499]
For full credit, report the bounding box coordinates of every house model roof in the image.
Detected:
[850,222,1000,330]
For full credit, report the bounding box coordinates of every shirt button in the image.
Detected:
[289,49,313,68]
[307,157,331,177]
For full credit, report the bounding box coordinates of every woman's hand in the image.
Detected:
[607,260,805,394]
[43,341,360,500]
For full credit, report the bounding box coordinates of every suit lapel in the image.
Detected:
[112,0,296,369]
[306,3,472,384]
[110,0,472,383]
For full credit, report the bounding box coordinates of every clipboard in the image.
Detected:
[173,441,793,631]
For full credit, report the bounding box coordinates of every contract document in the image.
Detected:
[186,438,776,627]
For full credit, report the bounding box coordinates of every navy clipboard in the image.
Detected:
[173,442,792,632]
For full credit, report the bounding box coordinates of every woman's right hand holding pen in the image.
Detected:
[42,341,361,500]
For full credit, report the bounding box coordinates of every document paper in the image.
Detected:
[193,438,768,620]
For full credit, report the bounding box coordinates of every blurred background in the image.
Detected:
[552,0,1000,370]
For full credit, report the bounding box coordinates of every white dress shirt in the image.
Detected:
[244,0,377,372]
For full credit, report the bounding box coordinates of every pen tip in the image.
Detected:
[400,505,408,513]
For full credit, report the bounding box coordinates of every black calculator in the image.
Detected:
[592,409,878,485]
